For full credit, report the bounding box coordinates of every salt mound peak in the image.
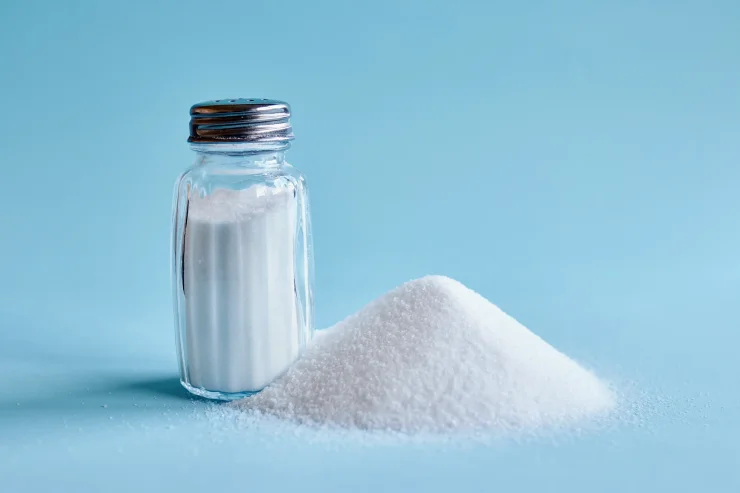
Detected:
[233,275,616,434]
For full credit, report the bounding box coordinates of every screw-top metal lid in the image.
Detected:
[188,98,294,143]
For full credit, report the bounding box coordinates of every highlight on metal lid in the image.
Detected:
[188,98,294,143]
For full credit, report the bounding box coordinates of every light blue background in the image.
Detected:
[1,0,739,491]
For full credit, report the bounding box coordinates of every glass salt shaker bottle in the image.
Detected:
[171,98,314,400]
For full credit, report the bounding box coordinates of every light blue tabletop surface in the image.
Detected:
[1,0,739,491]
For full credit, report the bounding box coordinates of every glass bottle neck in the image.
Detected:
[191,142,289,168]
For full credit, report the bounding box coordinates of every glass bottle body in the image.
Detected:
[171,142,313,400]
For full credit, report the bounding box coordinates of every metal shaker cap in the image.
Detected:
[188,98,294,143]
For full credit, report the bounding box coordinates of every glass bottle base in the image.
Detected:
[181,381,260,401]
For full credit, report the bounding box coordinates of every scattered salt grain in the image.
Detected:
[230,276,616,435]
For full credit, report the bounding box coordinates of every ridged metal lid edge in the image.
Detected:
[188,98,294,143]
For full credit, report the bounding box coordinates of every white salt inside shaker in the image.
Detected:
[184,187,300,394]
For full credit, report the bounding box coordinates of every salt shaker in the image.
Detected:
[171,98,314,400]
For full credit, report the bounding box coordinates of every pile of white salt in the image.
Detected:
[230,276,616,434]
